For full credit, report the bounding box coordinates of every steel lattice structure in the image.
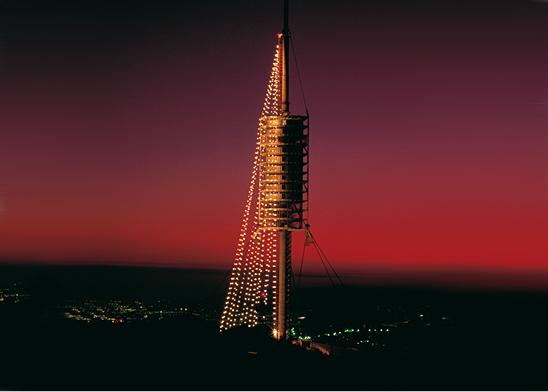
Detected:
[220,1,308,340]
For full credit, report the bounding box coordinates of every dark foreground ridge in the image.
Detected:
[0,264,547,389]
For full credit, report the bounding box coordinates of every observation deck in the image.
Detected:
[259,114,308,230]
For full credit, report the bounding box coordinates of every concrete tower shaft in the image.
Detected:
[269,0,309,340]
[260,112,308,340]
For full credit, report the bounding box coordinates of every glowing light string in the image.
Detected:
[220,39,283,331]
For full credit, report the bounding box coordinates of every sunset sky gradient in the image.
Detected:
[0,0,546,286]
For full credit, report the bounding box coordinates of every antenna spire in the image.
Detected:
[281,0,290,114]
[283,0,289,34]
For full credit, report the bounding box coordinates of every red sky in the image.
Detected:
[0,1,546,285]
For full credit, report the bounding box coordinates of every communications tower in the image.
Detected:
[220,0,309,340]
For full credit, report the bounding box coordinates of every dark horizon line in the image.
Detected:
[1,259,548,292]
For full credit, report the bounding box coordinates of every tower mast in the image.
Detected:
[276,0,291,341]
[281,0,290,115]
[219,0,308,342]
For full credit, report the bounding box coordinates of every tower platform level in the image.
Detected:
[260,115,308,231]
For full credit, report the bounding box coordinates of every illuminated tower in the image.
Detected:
[220,0,308,340]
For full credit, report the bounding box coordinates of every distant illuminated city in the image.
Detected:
[60,300,194,324]
[0,284,30,304]
[0,280,453,356]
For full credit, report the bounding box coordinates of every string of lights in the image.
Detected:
[220,39,283,332]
